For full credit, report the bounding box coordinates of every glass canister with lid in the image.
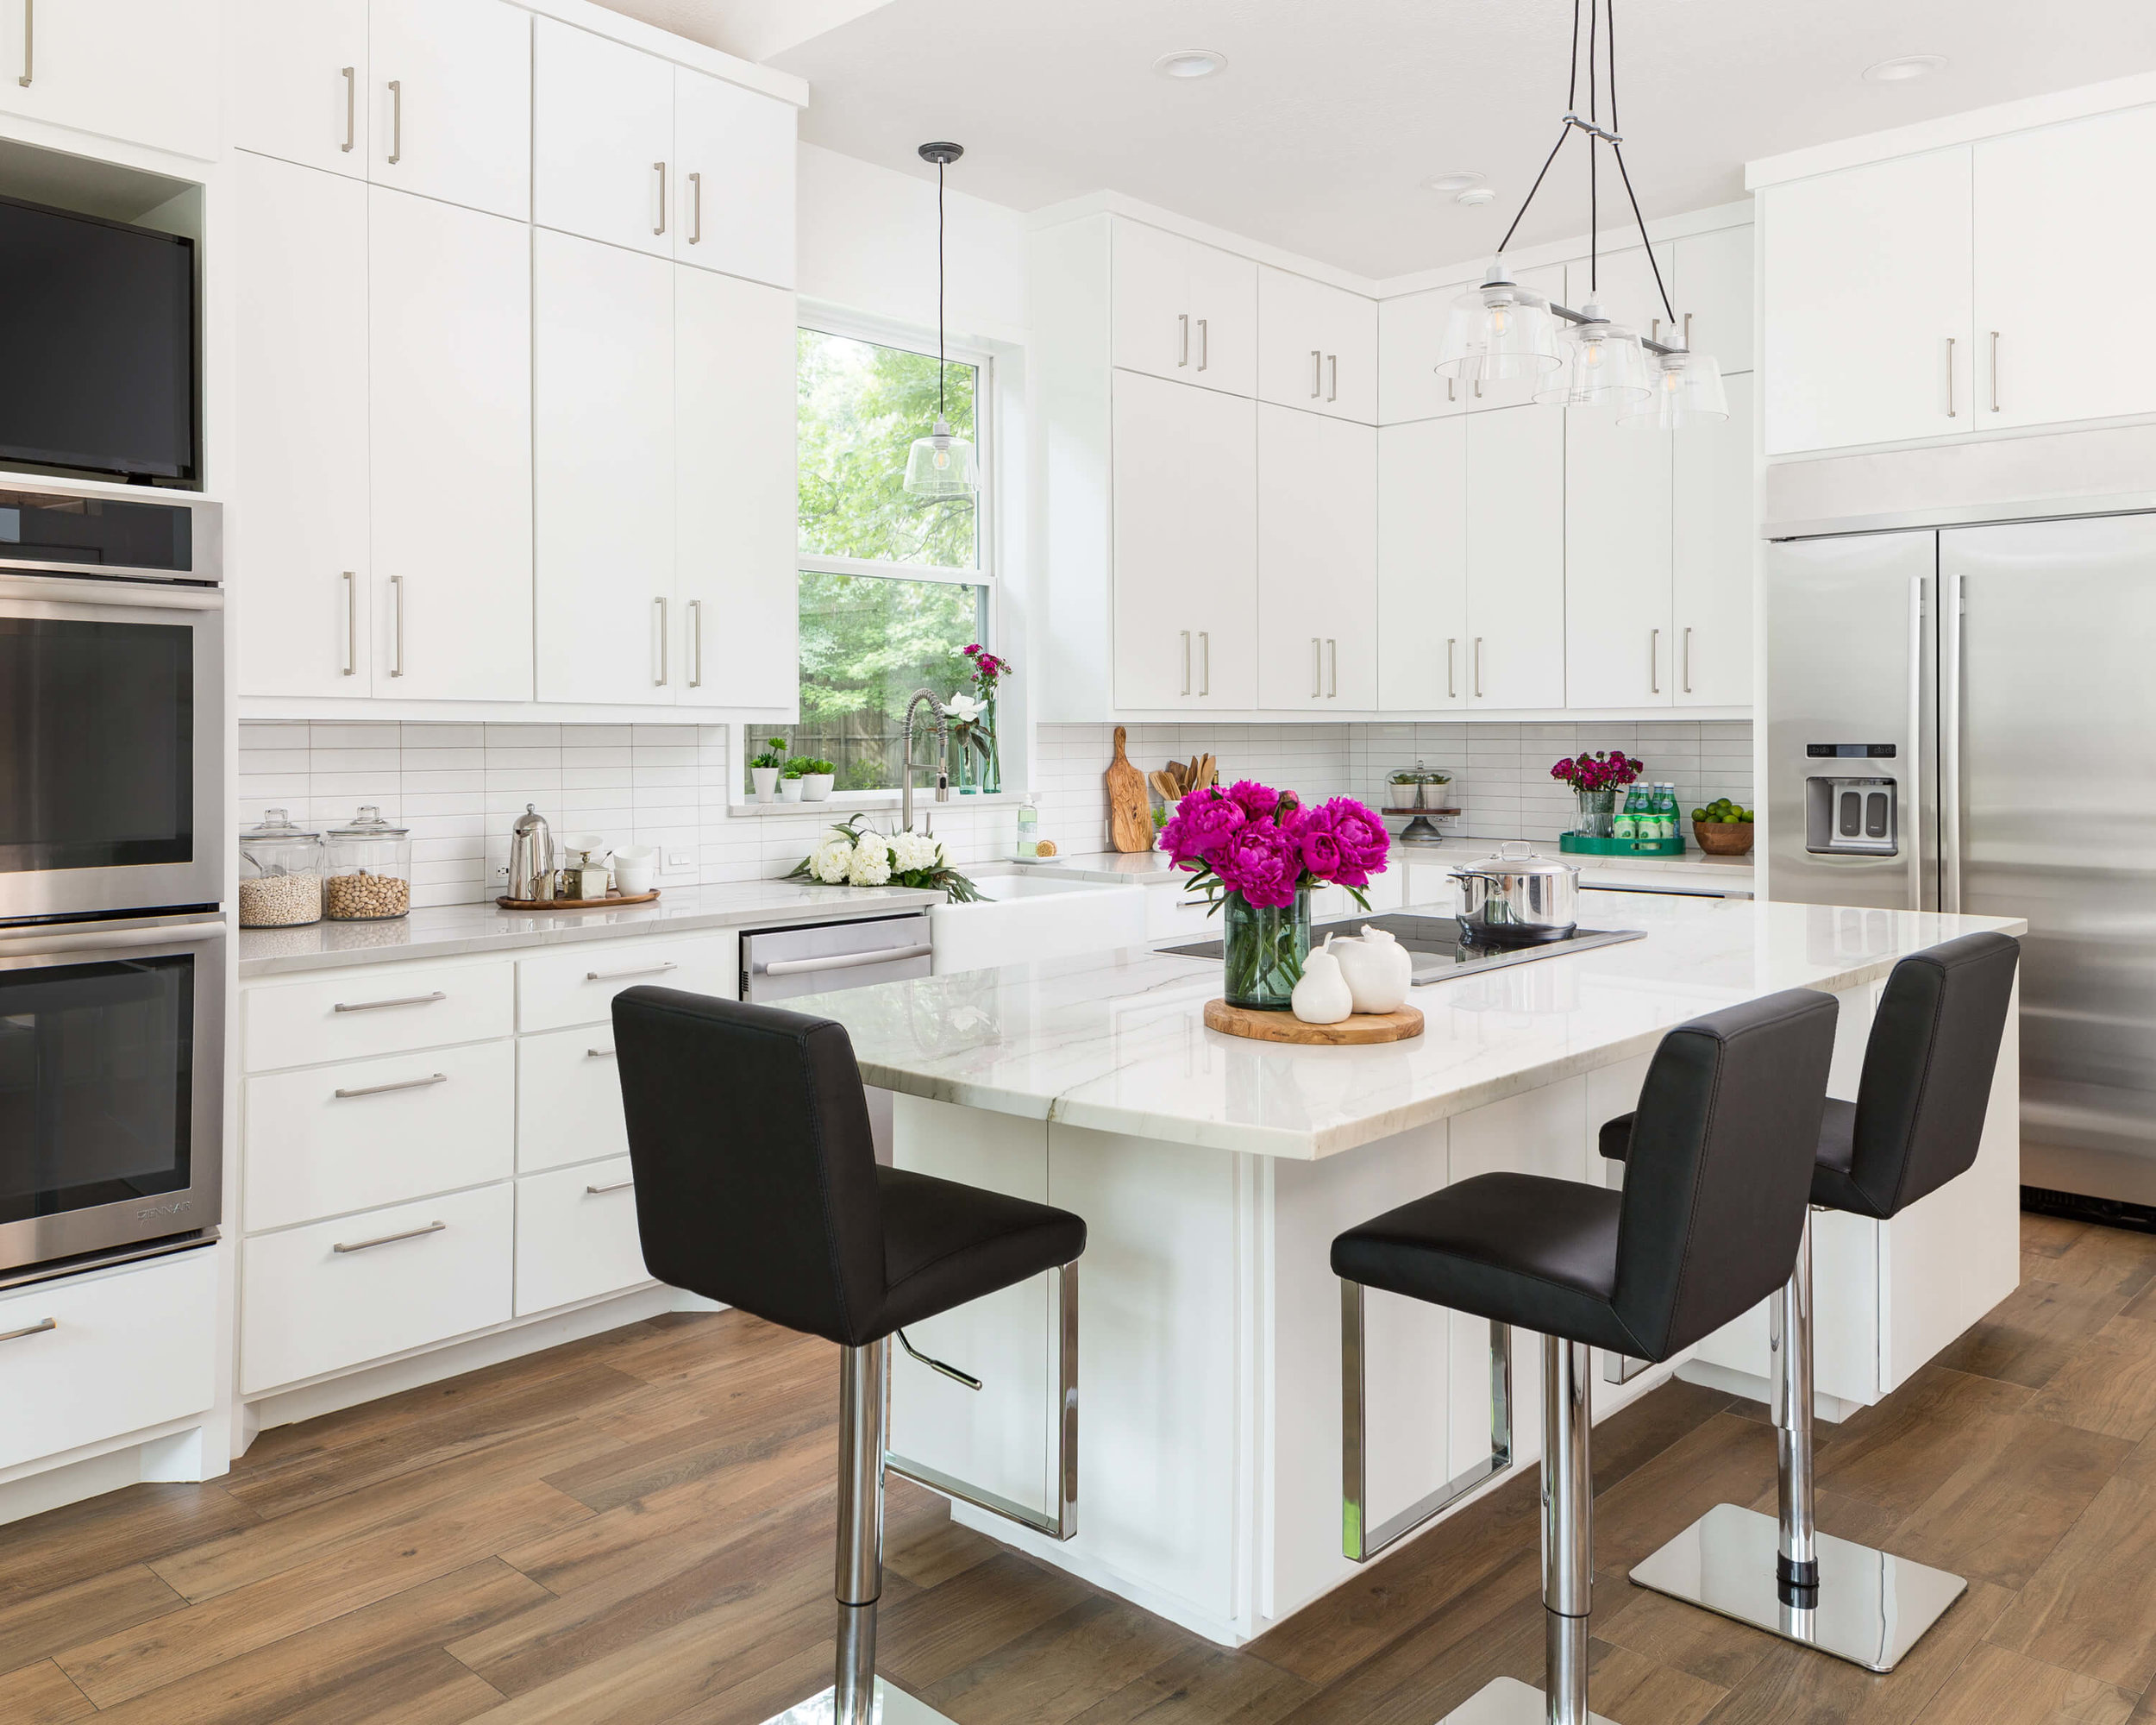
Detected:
[238,809,324,927]
[324,806,413,920]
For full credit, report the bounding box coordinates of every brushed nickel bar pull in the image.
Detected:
[1180,630,1191,695]
[1650,627,1661,695]
[387,78,401,165]
[585,1177,635,1195]
[585,960,678,982]
[1448,637,1458,699]
[586,1045,616,1058]
[1328,637,1338,697]
[1311,350,1322,398]
[1683,625,1694,694]
[1474,637,1484,699]
[1474,378,1483,398]
[687,171,701,244]
[686,599,703,687]
[342,66,355,151]
[334,1220,444,1254]
[335,1072,448,1100]
[16,0,28,87]
[1328,354,1338,403]
[653,596,667,686]
[653,161,666,235]
[1447,377,1456,403]
[1313,637,1322,699]
[1945,336,1956,417]
[1197,318,1208,372]
[1651,317,1660,343]
[1683,311,1693,348]
[1178,313,1188,367]
[1200,630,1210,695]
[333,990,446,1013]
[1990,330,2002,413]
[389,574,404,677]
[342,572,357,676]
[0,1317,54,1344]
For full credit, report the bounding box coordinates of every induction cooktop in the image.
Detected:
[1159,913,1646,987]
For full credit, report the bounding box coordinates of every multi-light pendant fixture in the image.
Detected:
[902,141,980,499]
[1434,0,1727,430]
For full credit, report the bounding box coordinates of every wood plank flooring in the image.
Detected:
[6,1212,2156,1723]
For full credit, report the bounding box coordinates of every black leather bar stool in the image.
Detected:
[1333,988,1839,1725]
[612,988,1087,1725]
[1606,930,2019,1672]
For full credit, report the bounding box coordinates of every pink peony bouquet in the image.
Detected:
[1162,780,1391,913]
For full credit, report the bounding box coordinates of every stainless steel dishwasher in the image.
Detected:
[740,911,934,1158]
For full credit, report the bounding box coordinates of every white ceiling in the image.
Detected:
[720,0,2156,280]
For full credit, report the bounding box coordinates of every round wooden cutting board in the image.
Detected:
[1203,999,1424,1045]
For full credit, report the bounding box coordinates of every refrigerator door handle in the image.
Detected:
[1940,570,1964,914]
[1908,572,1928,914]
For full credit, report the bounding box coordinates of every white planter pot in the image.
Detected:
[780,777,805,802]
[802,775,836,802]
[750,767,779,802]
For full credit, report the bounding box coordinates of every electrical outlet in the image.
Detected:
[665,850,693,873]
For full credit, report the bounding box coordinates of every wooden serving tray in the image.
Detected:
[497,888,660,911]
[1204,999,1424,1045]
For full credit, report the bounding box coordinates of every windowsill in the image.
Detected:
[727,791,1032,819]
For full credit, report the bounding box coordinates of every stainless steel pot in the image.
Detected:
[1451,842,1581,944]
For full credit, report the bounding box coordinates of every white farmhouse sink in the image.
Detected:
[930,871,1149,975]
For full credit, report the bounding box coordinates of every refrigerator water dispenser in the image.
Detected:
[1805,776,1898,856]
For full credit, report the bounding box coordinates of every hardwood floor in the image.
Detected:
[6,1212,2156,1723]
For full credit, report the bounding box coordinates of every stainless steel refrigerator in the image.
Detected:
[1767,511,2156,1211]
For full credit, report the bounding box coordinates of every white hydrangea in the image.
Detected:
[847,831,893,886]
[807,837,855,884]
[890,831,943,875]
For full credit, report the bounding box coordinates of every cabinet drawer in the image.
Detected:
[244,962,514,1072]
[515,1157,651,1316]
[1146,881,1215,942]
[517,931,738,1032]
[0,1248,216,1471]
[518,1026,629,1174]
[245,1041,516,1233]
[241,1185,512,1394]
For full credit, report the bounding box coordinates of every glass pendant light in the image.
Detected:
[1620,348,1730,430]
[1537,301,1651,406]
[1434,260,1564,381]
[903,141,977,500]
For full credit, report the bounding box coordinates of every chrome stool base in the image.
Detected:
[1627,1502,1967,1674]
[1438,1677,1618,1723]
[761,1678,959,1725]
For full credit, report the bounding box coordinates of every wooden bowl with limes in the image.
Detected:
[1692,820,1754,856]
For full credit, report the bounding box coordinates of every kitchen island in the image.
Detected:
[796,891,2027,1646]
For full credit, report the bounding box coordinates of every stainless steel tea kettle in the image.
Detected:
[507,804,555,901]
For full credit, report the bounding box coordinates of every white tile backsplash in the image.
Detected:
[239,718,1753,906]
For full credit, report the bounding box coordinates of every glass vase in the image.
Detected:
[1574,789,1615,838]
[981,694,1001,795]
[950,724,980,794]
[1222,888,1312,1011]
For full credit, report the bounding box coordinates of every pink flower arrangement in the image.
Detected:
[1551,750,1643,794]
[1162,781,1390,912]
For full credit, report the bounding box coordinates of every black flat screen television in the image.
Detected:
[0,192,195,483]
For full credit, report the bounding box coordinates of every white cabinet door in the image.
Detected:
[233,0,368,174]
[534,229,676,706]
[1464,405,1565,710]
[1257,407,1376,708]
[0,0,219,159]
[532,16,673,257]
[1379,285,1470,424]
[1462,262,1567,413]
[1762,149,1972,455]
[1185,240,1259,398]
[1564,402,1672,710]
[1977,107,2156,430]
[1111,221,1257,398]
[236,154,372,699]
[1258,268,1378,423]
[676,267,797,708]
[1674,372,1754,708]
[1673,223,1753,374]
[368,0,530,220]
[1111,372,1257,708]
[369,187,532,701]
[674,65,795,288]
[1377,417,1466,710]
[1568,244,1676,349]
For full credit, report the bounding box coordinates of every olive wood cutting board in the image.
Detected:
[1106,724,1154,853]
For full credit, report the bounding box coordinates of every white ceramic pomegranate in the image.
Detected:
[1333,924,1413,1013]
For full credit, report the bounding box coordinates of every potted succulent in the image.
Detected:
[749,737,787,803]
[794,756,837,801]
[779,762,805,802]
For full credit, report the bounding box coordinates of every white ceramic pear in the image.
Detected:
[1334,924,1413,1013]
[1289,942,1354,1025]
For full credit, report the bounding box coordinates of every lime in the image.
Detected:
[1691,808,1706,822]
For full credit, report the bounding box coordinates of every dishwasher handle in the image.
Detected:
[755,942,933,978]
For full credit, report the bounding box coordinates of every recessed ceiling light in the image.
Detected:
[1863,53,1947,83]
[1154,48,1226,80]
[1423,171,1484,194]
[1455,187,1498,207]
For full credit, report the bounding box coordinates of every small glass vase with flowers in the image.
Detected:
[1550,750,1643,838]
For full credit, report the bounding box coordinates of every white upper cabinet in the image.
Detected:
[1378,286,1470,423]
[675,267,798,708]
[1376,417,1466,709]
[1112,372,1257,707]
[0,0,219,160]
[369,187,533,700]
[1258,268,1377,423]
[1977,106,2156,430]
[368,0,530,220]
[674,64,795,288]
[532,16,672,257]
[1673,371,1754,708]
[1257,406,1376,709]
[234,0,368,174]
[1673,223,1753,373]
[534,229,676,706]
[1112,220,1258,398]
[236,153,371,698]
[1762,148,1972,455]
[1463,405,1565,710]
[1564,402,1672,710]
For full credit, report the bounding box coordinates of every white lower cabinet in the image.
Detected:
[241,958,513,1073]
[241,1183,515,1395]
[516,931,739,1033]
[0,1248,216,1471]
[517,1027,630,1173]
[516,1157,650,1316]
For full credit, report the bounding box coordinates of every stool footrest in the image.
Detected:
[1438,1677,1619,1723]
[761,1678,960,1724]
[1627,1502,1966,1673]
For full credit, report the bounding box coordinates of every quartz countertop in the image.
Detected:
[237,881,943,978]
[1049,844,1754,888]
[791,892,2020,1162]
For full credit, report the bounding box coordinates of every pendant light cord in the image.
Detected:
[1603,0,1677,330]
[936,159,947,419]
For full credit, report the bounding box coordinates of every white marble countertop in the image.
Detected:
[793,892,2021,1162]
[236,881,942,978]
[1049,844,1755,888]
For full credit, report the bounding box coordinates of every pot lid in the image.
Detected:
[240,807,319,840]
[1459,841,1577,878]
[329,804,409,838]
